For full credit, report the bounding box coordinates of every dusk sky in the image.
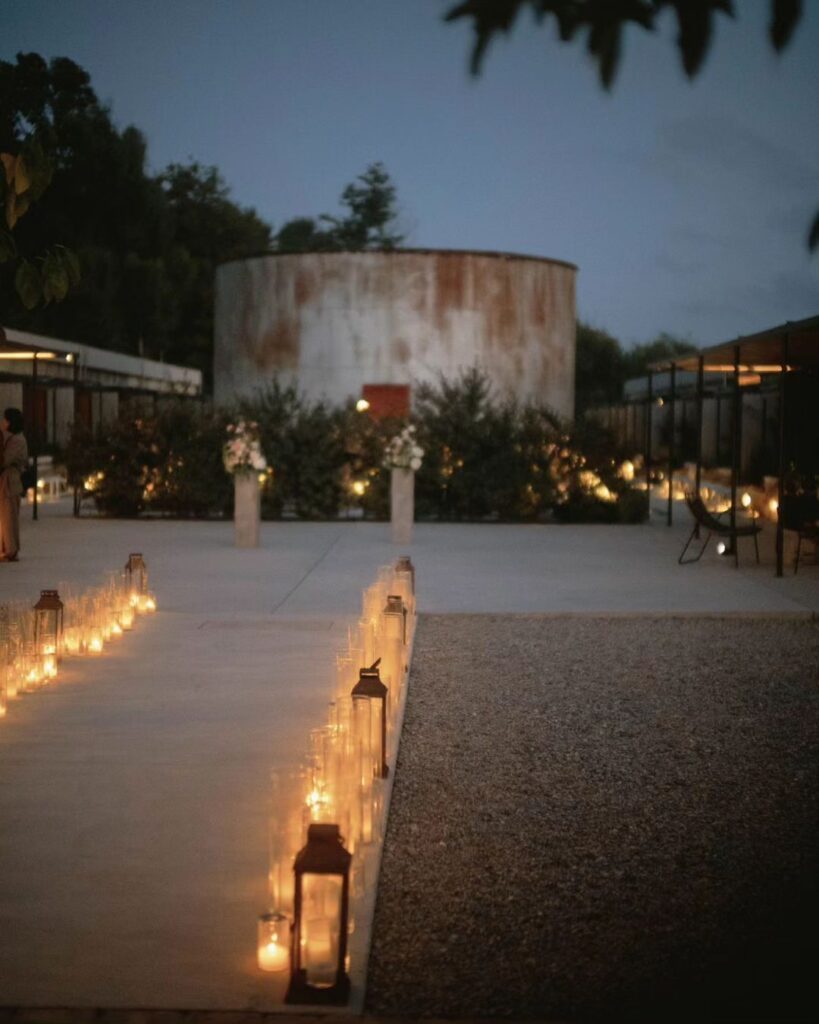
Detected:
[2,0,818,349]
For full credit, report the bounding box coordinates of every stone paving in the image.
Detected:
[0,500,816,1013]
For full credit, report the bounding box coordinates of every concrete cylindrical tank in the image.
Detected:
[214,249,577,417]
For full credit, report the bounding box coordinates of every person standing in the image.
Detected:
[0,407,28,562]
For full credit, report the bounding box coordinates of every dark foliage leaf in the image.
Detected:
[770,0,802,50]
[808,209,819,252]
[56,244,81,285]
[0,229,15,262]
[659,1,734,79]
[14,258,42,309]
[42,249,69,302]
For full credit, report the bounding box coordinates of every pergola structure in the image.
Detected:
[0,327,202,521]
[638,315,819,577]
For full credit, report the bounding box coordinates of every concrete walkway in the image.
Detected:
[0,502,816,1012]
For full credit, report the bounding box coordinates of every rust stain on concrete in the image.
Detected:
[390,336,411,365]
[257,318,300,371]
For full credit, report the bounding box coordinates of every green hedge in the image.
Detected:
[64,370,646,523]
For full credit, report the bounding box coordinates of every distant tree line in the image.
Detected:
[0,53,403,388]
[574,322,695,415]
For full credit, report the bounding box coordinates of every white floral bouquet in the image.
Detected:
[384,424,424,471]
[223,419,267,475]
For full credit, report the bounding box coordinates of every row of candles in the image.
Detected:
[0,554,157,719]
[257,555,416,1006]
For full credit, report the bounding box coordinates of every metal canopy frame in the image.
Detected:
[0,331,201,522]
[628,316,819,577]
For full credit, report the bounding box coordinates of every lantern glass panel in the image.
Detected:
[301,873,342,988]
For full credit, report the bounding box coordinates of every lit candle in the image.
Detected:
[258,937,289,972]
[257,910,290,973]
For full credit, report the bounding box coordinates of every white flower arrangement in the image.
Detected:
[384,424,424,472]
[223,419,267,475]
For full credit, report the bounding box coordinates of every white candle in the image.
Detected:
[258,938,289,972]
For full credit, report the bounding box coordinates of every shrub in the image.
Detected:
[64,371,647,523]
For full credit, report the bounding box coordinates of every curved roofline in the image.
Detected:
[217,247,578,273]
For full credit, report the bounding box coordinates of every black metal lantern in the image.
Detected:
[352,660,389,780]
[286,823,352,1005]
[124,552,148,596]
[33,590,64,670]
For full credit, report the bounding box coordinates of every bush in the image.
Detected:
[65,371,647,522]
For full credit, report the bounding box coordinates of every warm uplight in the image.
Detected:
[351,480,367,496]
[717,542,727,555]
[43,655,58,679]
[618,460,635,482]
[111,621,123,637]
[656,397,664,407]
[0,350,59,360]
[355,398,370,412]
[88,634,103,654]
[768,498,779,516]
[65,353,75,363]
[741,492,752,508]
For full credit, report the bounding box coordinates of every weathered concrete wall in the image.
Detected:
[214,250,577,417]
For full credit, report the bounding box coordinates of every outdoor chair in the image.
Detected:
[678,491,761,567]
[780,494,819,574]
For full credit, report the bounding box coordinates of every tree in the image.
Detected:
[575,322,695,413]
[277,162,404,253]
[0,53,272,388]
[0,53,83,309]
[575,321,626,414]
[444,1,817,250]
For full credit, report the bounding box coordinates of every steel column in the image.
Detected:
[667,364,676,526]
[776,334,789,577]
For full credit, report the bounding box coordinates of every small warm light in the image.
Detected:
[355,398,370,412]
[120,606,135,631]
[65,353,75,363]
[258,473,267,484]
[618,460,635,482]
[111,621,123,637]
[717,542,727,555]
[741,492,752,508]
[43,655,58,679]
[88,635,103,654]
[37,479,45,489]
[656,397,664,407]
[768,498,779,516]
[144,595,157,612]
[258,911,290,972]
[352,480,367,496]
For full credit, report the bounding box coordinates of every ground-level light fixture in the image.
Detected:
[352,660,389,779]
[355,398,370,413]
[33,590,64,676]
[286,823,352,1006]
[741,492,752,508]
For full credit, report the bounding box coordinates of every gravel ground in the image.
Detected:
[366,614,819,1022]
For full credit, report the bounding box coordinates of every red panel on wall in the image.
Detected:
[362,383,410,420]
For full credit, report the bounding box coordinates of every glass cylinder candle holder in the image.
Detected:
[257,910,290,973]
